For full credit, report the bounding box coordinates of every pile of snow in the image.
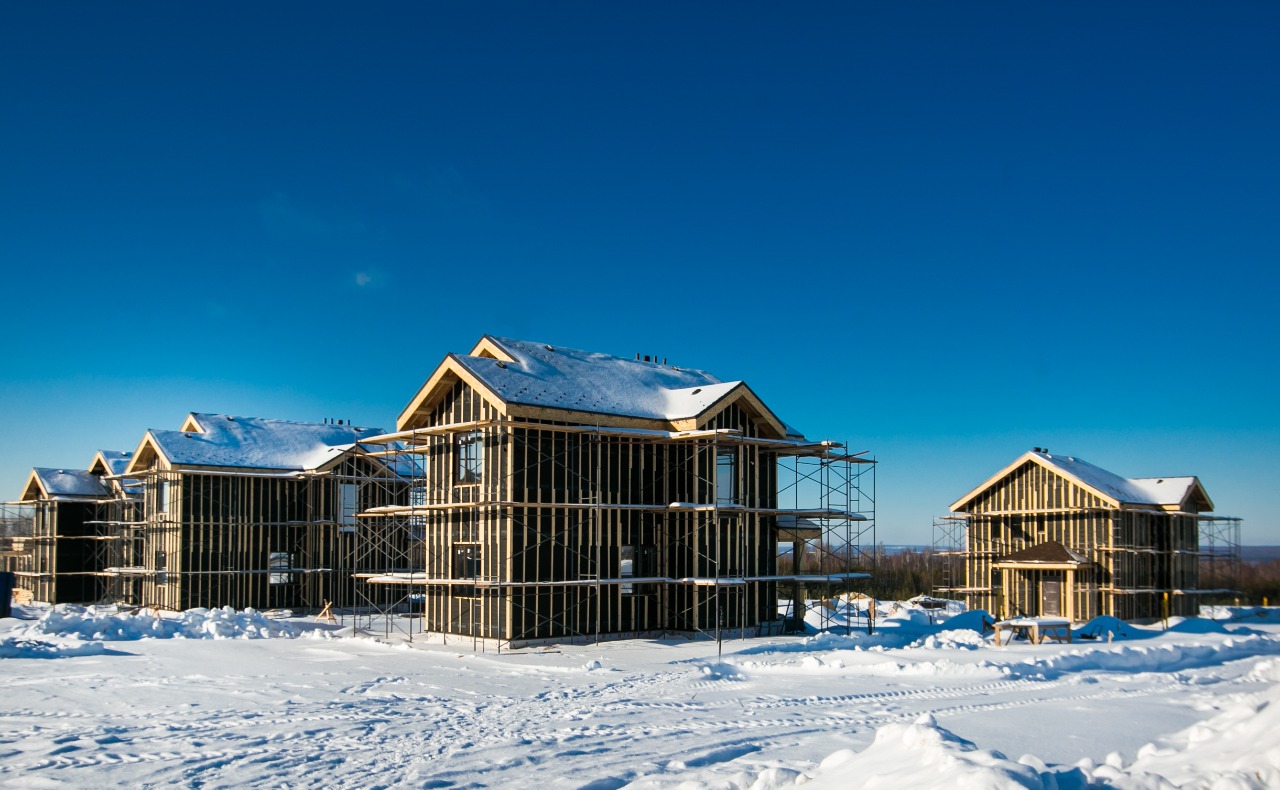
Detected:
[909,629,989,651]
[934,609,992,633]
[1002,634,1280,680]
[0,635,109,659]
[748,675,1280,789]
[25,605,299,641]
[792,713,1051,789]
[1076,615,1139,641]
[1203,605,1280,622]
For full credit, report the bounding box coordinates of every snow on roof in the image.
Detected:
[1033,452,1198,507]
[32,468,111,499]
[454,336,753,422]
[1128,477,1199,507]
[94,450,133,477]
[147,414,386,472]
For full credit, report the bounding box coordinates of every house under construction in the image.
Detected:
[0,453,140,605]
[118,413,412,612]
[935,449,1240,622]
[352,336,875,648]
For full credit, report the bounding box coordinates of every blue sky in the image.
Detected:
[2,2,1277,545]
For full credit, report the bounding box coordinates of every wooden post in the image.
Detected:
[1065,568,1075,623]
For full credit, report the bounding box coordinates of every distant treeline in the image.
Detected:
[777,544,936,601]
[1216,559,1280,604]
[779,543,1280,605]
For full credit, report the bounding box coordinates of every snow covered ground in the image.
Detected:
[3,601,1280,789]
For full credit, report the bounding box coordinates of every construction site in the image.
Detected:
[1,337,879,648]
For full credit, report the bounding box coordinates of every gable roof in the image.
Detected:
[951,450,1214,512]
[89,450,134,478]
[22,468,111,501]
[398,335,791,437]
[125,413,386,474]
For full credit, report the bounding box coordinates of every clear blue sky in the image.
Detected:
[2,2,1277,545]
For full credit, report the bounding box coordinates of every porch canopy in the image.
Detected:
[994,540,1091,621]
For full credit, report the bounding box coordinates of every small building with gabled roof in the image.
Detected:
[357,335,873,647]
[4,458,128,604]
[121,413,410,611]
[947,449,1227,622]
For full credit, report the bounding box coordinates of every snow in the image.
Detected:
[141,413,387,471]
[29,467,111,498]
[93,449,134,478]
[3,602,1280,788]
[453,336,771,424]
[1032,451,1196,507]
[1127,476,1199,507]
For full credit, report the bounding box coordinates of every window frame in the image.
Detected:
[455,432,484,486]
[716,450,738,505]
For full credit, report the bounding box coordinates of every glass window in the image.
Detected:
[156,481,170,514]
[716,451,738,505]
[456,432,483,485]
[269,551,292,585]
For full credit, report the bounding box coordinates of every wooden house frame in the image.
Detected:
[119,413,411,612]
[944,449,1236,622]
[353,336,875,648]
[2,459,130,605]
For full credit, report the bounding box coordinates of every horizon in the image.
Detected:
[2,3,1277,544]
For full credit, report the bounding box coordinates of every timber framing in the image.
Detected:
[936,449,1241,623]
[115,414,412,613]
[353,336,876,649]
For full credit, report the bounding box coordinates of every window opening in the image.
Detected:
[456,432,483,485]
[339,483,358,532]
[716,451,738,505]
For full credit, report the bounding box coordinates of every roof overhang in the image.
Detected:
[18,470,47,502]
[397,354,509,431]
[677,383,789,440]
[124,432,171,476]
[994,560,1089,571]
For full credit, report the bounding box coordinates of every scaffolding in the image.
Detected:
[930,514,967,599]
[348,409,876,650]
[776,446,876,634]
[1197,515,1242,601]
[0,503,36,600]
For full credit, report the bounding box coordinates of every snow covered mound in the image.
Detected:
[0,635,109,659]
[1076,615,1139,640]
[796,713,1048,789]
[27,605,298,641]
[909,629,989,650]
